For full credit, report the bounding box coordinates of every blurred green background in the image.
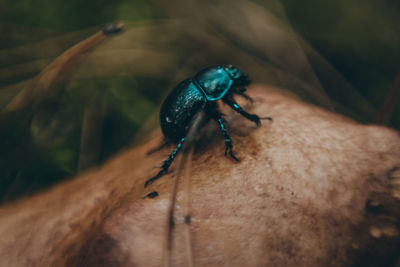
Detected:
[0,0,399,203]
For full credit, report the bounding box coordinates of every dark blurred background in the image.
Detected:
[0,0,399,203]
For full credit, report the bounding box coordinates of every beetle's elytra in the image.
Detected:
[145,65,271,187]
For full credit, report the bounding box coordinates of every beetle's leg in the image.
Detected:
[233,87,254,103]
[223,94,272,126]
[207,106,239,161]
[144,137,185,187]
[219,118,239,161]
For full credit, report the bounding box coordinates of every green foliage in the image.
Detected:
[281,0,400,110]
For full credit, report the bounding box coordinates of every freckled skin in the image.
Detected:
[145,65,271,187]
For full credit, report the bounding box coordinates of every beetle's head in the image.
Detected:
[225,65,250,87]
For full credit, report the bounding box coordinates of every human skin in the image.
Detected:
[0,85,399,266]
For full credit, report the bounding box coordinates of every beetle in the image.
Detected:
[144,65,271,187]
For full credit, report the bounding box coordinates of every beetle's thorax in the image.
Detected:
[193,66,233,101]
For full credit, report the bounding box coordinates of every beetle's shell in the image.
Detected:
[160,79,206,143]
[194,66,233,101]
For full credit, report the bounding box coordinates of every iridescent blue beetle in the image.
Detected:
[145,65,271,187]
